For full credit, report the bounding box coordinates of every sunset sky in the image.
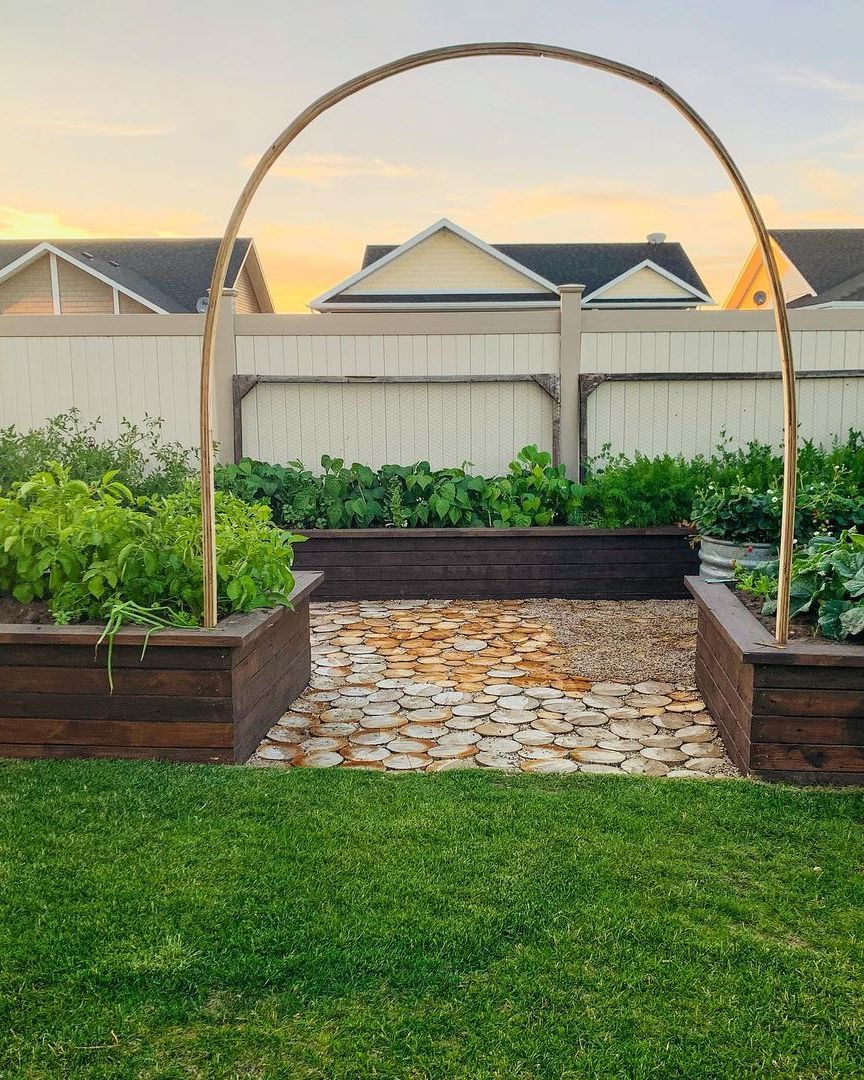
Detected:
[3,0,863,310]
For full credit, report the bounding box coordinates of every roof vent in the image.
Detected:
[80,250,94,260]
[108,259,119,267]
[646,232,667,245]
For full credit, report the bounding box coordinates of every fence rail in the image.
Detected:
[1,301,863,474]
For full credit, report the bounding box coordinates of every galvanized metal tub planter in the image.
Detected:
[0,572,322,764]
[687,575,864,785]
[292,527,698,601]
[698,537,774,582]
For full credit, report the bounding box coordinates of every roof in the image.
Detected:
[361,239,710,299]
[771,228,864,300]
[0,238,256,313]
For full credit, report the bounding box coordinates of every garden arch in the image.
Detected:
[199,42,798,641]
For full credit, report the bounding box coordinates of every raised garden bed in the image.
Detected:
[292,526,698,601]
[687,576,864,785]
[0,572,322,764]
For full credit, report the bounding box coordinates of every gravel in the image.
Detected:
[521,599,698,685]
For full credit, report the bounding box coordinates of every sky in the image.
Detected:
[2,0,863,310]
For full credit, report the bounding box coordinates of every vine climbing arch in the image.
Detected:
[198,41,798,642]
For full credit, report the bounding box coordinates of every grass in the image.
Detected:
[0,763,863,1079]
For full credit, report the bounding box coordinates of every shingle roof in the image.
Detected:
[0,238,253,313]
[771,229,864,297]
[360,240,710,299]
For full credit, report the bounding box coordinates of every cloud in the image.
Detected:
[242,152,422,184]
[773,66,864,103]
[0,202,208,239]
[798,164,861,202]
[0,204,91,238]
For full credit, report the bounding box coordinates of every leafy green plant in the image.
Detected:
[216,445,583,530]
[0,410,195,496]
[0,465,299,684]
[737,530,864,640]
[692,471,864,545]
[691,482,782,544]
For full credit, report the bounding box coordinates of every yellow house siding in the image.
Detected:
[343,230,553,295]
[0,255,54,314]
[598,265,694,300]
[57,259,113,314]
[118,293,151,314]
[234,265,261,313]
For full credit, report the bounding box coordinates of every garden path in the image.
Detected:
[249,600,735,776]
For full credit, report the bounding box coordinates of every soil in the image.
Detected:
[734,588,817,642]
[0,596,54,624]
[734,587,864,650]
[522,598,698,685]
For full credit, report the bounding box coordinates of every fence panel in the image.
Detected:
[240,378,555,473]
[580,317,864,461]
[0,318,203,447]
[235,320,560,471]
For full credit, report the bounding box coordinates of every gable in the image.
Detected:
[593,264,695,300]
[583,259,711,305]
[724,240,815,310]
[342,229,556,296]
[0,253,54,314]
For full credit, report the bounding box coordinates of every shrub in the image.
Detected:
[0,410,195,496]
[579,450,702,528]
[737,530,864,640]
[0,466,299,633]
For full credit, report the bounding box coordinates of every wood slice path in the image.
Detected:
[249,599,736,777]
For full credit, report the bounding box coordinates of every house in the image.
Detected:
[0,238,274,315]
[309,219,713,311]
[724,229,864,310]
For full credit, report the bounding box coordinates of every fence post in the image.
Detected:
[211,287,238,463]
[558,284,584,478]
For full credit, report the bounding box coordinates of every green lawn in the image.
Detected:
[0,763,863,1079]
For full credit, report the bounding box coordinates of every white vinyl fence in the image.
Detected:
[1,305,863,476]
[233,315,560,473]
[580,312,864,463]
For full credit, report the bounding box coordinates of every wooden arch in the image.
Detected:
[199,42,798,641]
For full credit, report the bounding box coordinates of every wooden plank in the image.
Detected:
[750,768,864,787]
[0,573,322,649]
[751,743,864,772]
[686,577,775,658]
[0,717,232,748]
[233,648,312,761]
[0,643,234,670]
[695,637,752,770]
[0,743,232,764]
[0,691,231,723]
[231,601,309,682]
[751,714,864,746]
[296,526,695,540]
[294,545,698,568]
[235,634,311,715]
[753,663,864,691]
[752,687,864,719]
[299,564,693,583]
[0,665,232,697]
[311,578,692,601]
